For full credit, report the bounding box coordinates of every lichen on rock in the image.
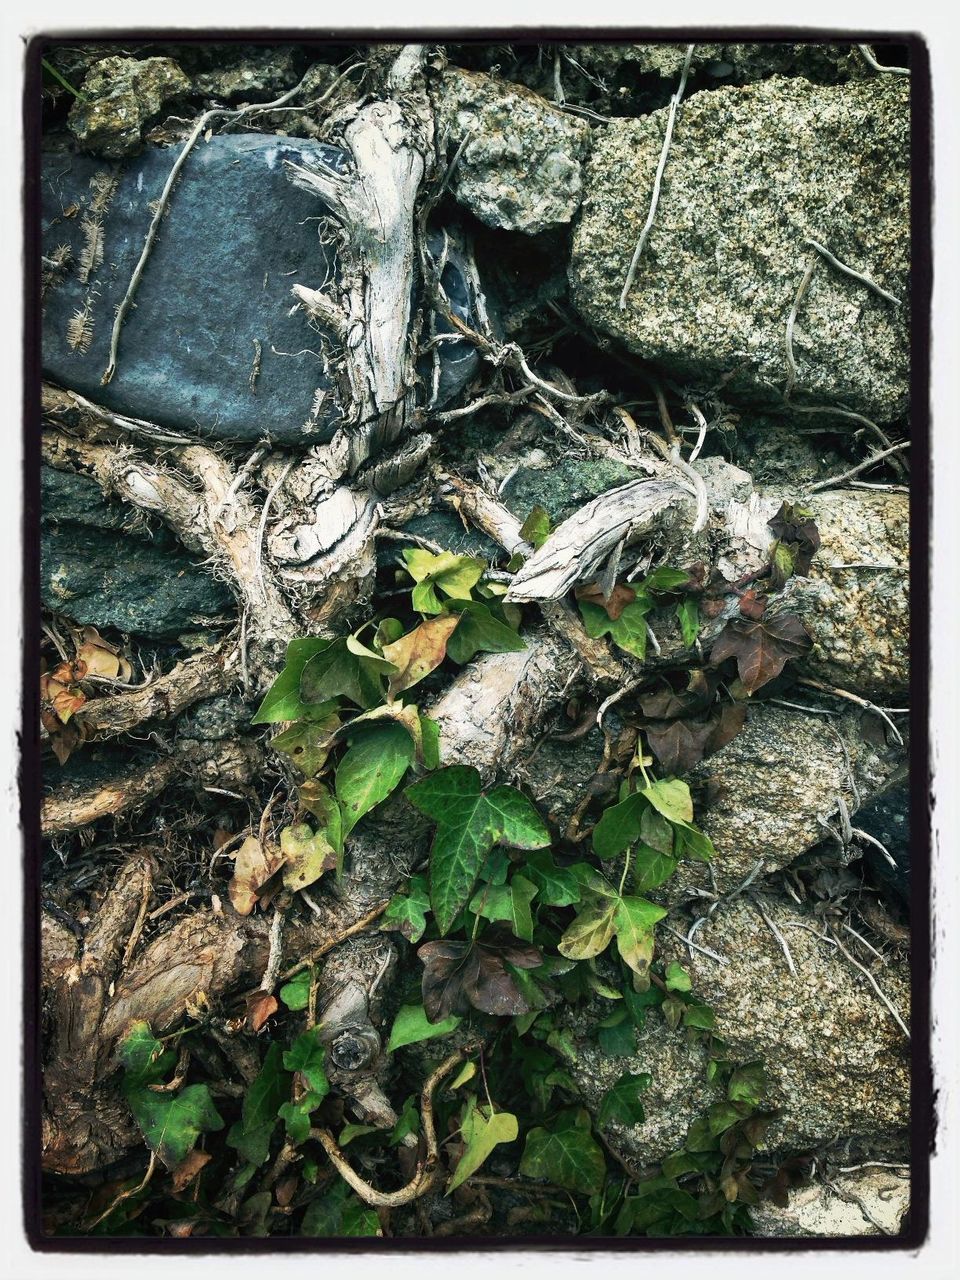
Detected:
[68,56,190,157]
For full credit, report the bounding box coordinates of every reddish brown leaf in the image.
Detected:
[644,719,715,775]
[639,669,717,720]
[170,1149,212,1192]
[382,613,460,700]
[709,613,812,694]
[706,702,748,754]
[738,589,767,620]
[574,580,637,621]
[245,991,279,1032]
[418,925,542,1022]
[228,836,283,916]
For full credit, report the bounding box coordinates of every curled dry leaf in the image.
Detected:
[228,835,283,916]
[170,1148,212,1193]
[709,612,812,695]
[382,613,460,700]
[244,991,280,1033]
[418,925,542,1022]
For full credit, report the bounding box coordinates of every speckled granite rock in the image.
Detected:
[434,67,589,234]
[564,894,910,1165]
[567,42,869,90]
[68,56,190,157]
[571,75,909,421]
[789,490,909,698]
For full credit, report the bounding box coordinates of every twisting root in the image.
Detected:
[310,1044,478,1207]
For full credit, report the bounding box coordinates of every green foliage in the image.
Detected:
[445,599,527,664]
[383,873,432,942]
[598,1072,651,1128]
[402,548,485,614]
[406,765,549,934]
[335,721,414,837]
[447,1099,519,1193]
[386,1003,461,1052]
[118,1022,223,1170]
[227,1044,291,1167]
[301,1179,380,1236]
[279,969,311,1011]
[578,597,652,659]
[251,638,332,723]
[520,1107,606,1195]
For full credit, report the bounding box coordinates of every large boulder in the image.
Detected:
[571,75,909,421]
[41,137,479,444]
[564,894,910,1165]
[68,56,190,158]
[434,67,589,234]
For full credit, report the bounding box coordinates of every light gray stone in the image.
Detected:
[571,75,909,421]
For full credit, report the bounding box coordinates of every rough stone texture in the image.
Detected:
[789,491,909,698]
[41,467,233,637]
[677,703,903,897]
[858,781,910,903]
[501,455,636,523]
[434,67,589,234]
[191,47,300,100]
[68,57,190,158]
[730,413,847,491]
[567,42,868,90]
[42,137,479,444]
[750,1167,909,1237]
[564,895,910,1166]
[570,76,909,421]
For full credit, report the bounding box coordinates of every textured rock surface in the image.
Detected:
[750,1167,909,1237]
[790,490,909,698]
[670,703,902,896]
[564,894,910,1165]
[41,467,233,637]
[68,56,190,157]
[567,42,868,90]
[571,75,909,420]
[434,67,589,234]
[41,137,478,444]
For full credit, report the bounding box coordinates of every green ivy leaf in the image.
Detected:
[727,1062,767,1107]
[420,714,441,770]
[664,961,692,993]
[641,778,694,825]
[598,1072,651,1127]
[119,1033,224,1171]
[519,1107,606,1195]
[597,1019,637,1057]
[519,505,551,550]
[386,1004,461,1053]
[279,822,337,893]
[676,596,701,647]
[270,709,340,778]
[523,849,584,907]
[469,874,538,942]
[300,638,393,709]
[406,766,549,934]
[632,845,678,891]
[445,600,526,665]
[301,1179,380,1237]
[278,1090,326,1145]
[447,1101,519,1193]
[614,895,666,978]
[335,721,414,838]
[251,638,332,724]
[283,1030,330,1096]
[578,597,653,659]
[557,899,617,960]
[227,1044,291,1167]
[279,969,311,1011]
[382,874,431,943]
[642,566,693,593]
[682,1003,716,1032]
[403,549,485,614]
[592,791,647,861]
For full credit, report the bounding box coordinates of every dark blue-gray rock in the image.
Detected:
[857,782,910,903]
[41,466,233,637]
[41,135,478,445]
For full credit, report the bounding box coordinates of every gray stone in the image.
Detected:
[749,1167,909,1237]
[42,136,479,445]
[789,490,909,698]
[41,466,233,637]
[191,47,300,100]
[564,894,910,1166]
[571,75,909,421]
[68,56,190,158]
[435,67,590,235]
[500,455,636,524]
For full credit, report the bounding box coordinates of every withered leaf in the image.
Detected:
[706,702,747,754]
[768,502,820,575]
[244,991,279,1033]
[574,580,637,621]
[639,669,717,721]
[170,1148,212,1193]
[644,718,715,775]
[228,836,283,916]
[737,588,767,620]
[709,613,812,695]
[382,613,460,700]
[418,925,542,1022]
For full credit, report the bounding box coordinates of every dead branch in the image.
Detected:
[74,647,235,739]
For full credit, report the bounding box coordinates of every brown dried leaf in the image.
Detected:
[170,1148,212,1192]
[76,638,121,679]
[244,991,279,1033]
[768,502,820,576]
[639,669,717,720]
[228,836,282,916]
[709,614,812,695]
[706,702,747,754]
[644,719,715,775]
[737,589,767,621]
[383,613,460,700]
[574,580,637,621]
[418,925,542,1022]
